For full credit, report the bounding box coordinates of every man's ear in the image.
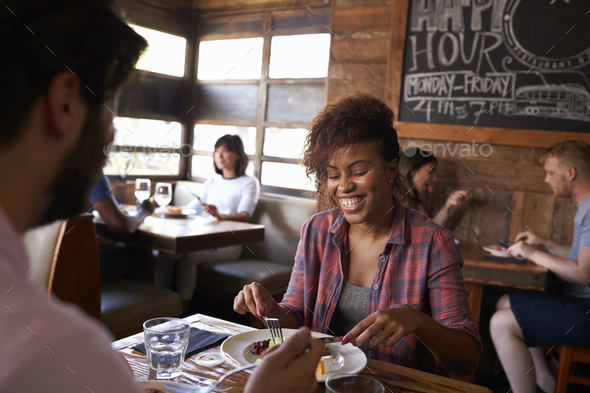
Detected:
[567,166,578,182]
[45,71,85,139]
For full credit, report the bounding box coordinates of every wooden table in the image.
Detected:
[459,244,549,328]
[113,314,491,393]
[95,213,265,255]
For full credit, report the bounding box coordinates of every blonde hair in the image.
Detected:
[540,140,590,180]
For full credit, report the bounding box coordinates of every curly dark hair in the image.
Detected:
[301,92,404,208]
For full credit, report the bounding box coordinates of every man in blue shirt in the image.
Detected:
[491,140,590,393]
[91,170,156,283]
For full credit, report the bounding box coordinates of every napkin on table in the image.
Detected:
[132,327,228,358]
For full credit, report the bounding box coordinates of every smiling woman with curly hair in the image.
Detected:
[234,92,482,378]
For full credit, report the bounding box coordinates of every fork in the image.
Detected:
[262,315,283,344]
[163,362,259,393]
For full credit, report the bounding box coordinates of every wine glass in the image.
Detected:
[135,178,151,203]
[154,183,173,217]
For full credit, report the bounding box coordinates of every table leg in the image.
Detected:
[465,281,483,330]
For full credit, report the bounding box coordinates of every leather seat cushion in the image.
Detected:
[198,259,293,296]
[101,279,183,332]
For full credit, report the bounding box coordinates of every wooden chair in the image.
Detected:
[23,214,183,339]
[23,215,102,319]
[555,345,590,392]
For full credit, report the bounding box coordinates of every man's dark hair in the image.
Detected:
[214,134,249,177]
[0,0,147,149]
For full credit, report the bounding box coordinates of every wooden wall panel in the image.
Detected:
[195,0,329,11]
[563,199,579,244]
[469,188,513,246]
[552,197,568,243]
[329,63,386,80]
[521,193,555,240]
[332,5,391,31]
[435,159,548,194]
[330,39,389,63]
[327,79,386,102]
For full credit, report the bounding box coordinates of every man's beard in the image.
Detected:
[37,107,108,226]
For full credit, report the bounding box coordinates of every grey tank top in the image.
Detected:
[329,280,371,336]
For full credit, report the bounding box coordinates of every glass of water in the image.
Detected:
[143,317,191,379]
[154,182,172,217]
[326,374,385,393]
[135,178,151,203]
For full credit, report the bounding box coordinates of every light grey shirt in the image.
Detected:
[0,206,142,392]
[329,280,371,336]
[564,196,590,299]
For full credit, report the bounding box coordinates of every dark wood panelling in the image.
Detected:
[469,187,513,245]
[435,159,548,194]
[266,84,325,124]
[552,197,568,243]
[195,0,329,11]
[563,199,578,244]
[195,84,259,122]
[521,192,555,240]
[329,63,386,80]
[330,38,389,63]
[273,9,330,30]
[199,18,264,38]
[508,191,526,242]
[327,79,385,102]
[118,73,185,120]
[332,5,391,31]
[398,138,534,165]
[117,0,190,36]
[336,0,392,6]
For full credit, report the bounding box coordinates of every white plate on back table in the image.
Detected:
[220,329,367,383]
[483,245,512,258]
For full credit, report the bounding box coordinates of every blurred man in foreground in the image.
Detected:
[0,1,321,391]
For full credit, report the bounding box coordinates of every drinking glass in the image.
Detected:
[326,374,385,393]
[135,178,151,203]
[154,182,172,216]
[143,317,191,379]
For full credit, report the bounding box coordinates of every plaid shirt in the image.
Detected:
[280,200,482,378]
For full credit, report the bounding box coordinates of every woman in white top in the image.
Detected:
[177,134,260,300]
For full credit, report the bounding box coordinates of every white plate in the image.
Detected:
[137,381,196,391]
[220,329,367,383]
[483,245,512,257]
[154,207,197,218]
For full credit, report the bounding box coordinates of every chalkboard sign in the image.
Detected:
[399,0,590,133]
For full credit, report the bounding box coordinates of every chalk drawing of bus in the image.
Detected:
[506,83,590,120]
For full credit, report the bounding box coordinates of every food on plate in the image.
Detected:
[143,389,165,393]
[315,355,333,376]
[250,337,337,375]
[251,339,271,355]
[165,206,183,214]
[491,246,506,251]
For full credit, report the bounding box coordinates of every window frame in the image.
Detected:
[106,3,196,181]
[191,8,331,198]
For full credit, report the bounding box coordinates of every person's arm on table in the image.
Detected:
[202,203,250,222]
[513,230,571,258]
[509,242,590,285]
[342,229,480,375]
[244,327,323,393]
[94,197,156,237]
